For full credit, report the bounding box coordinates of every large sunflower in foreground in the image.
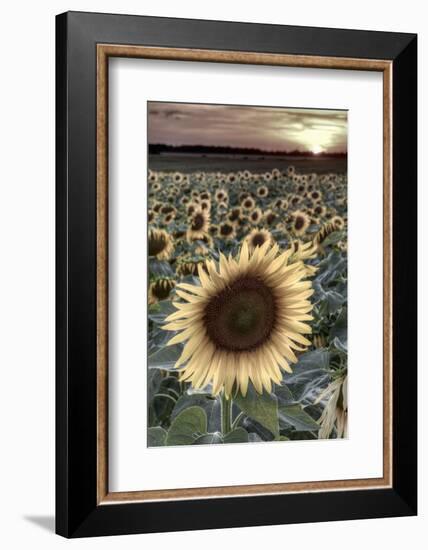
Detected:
[163,241,314,397]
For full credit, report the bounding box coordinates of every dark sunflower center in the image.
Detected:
[244,200,252,208]
[252,233,266,247]
[191,213,205,231]
[153,280,174,300]
[295,216,305,230]
[220,224,233,236]
[204,277,276,351]
[149,234,167,256]
[267,213,275,225]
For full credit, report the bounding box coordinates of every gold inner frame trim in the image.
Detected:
[96,44,393,505]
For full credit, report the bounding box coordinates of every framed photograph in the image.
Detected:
[56,11,417,538]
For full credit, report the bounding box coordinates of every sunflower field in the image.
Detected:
[147,165,347,447]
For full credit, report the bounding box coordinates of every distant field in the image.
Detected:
[148,153,347,174]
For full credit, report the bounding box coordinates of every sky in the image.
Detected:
[148,102,347,154]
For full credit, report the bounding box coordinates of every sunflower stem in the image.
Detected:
[220,392,232,436]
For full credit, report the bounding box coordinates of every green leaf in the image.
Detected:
[147,426,167,447]
[148,300,176,324]
[148,368,162,400]
[322,230,344,247]
[193,432,223,445]
[275,384,296,406]
[153,393,176,423]
[324,290,345,314]
[149,259,174,278]
[235,387,279,439]
[166,406,207,446]
[279,404,320,431]
[223,427,249,444]
[148,344,182,371]
[330,307,347,347]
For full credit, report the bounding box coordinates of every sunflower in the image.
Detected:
[186,202,198,217]
[163,213,175,225]
[187,208,210,239]
[215,189,228,203]
[227,207,242,224]
[257,185,268,198]
[173,172,184,184]
[264,209,277,226]
[241,196,256,211]
[227,173,238,184]
[148,277,176,304]
[218,222,236,240]
[245,228,273,251]
[148,228,174,260]
[163,240,314,397]
[148,170,158,183]
[176,257,207,277]
[289,195,301,208]
[291,211,310,236]
[287,165,296,177]
[331,215,345,231]
[148,209,156,223]
[249,207,263,224]
[313,204,327,217]
[310,190,322,202]
[209,224,219,237]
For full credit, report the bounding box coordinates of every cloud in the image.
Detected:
[148,102,347,152]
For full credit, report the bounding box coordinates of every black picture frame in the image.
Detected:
[56,11,417,538]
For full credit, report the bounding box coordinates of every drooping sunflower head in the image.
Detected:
[176,256,207,277]
[245,228,273,251]
[148,277,176,304]
[163,241,314,397]
[148,228,174,260]
[291,210,310,236]
[187,208,210,239]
